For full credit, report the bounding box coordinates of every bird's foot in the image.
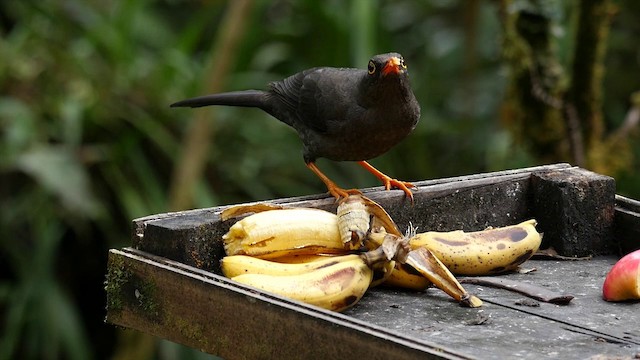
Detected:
[306,162,363,202]
[356,161,416,203]
[327,186,362,202]
[381,177,416,203]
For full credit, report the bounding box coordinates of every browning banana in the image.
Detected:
[366,230,481,307]
[229,253,374,312]
[409,219,542,275]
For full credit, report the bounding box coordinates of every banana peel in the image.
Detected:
[405,247,483,307]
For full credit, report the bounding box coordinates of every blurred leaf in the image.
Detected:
[16,146,101,217]
[0,98,37,166]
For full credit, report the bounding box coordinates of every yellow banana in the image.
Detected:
[369,259,396,288]
[230,253,373,312]
[383,263,432,291]
[223,208,344,258]
[270,253,398,284]
[223,251,393,287]
[269,254,333,264]
[409,219,542,275]
[221,254,361,278]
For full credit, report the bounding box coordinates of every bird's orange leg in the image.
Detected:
[357,161,416,202]
[306,162,362,200]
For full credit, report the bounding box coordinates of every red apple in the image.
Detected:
[602,249,640,302]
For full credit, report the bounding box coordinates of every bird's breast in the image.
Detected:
[308,102,419,161]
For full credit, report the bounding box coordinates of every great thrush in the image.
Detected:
[171,52,421,201]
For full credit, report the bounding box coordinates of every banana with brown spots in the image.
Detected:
[408,219,542,275]
[227,248,398,312]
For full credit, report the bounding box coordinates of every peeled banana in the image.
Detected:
[230,253,373,312]
[223,208,344,258]
[409,219,542,275]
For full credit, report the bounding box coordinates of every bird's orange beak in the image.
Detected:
[381,57,405,76]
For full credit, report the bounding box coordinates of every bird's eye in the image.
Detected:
[368,61,376,75]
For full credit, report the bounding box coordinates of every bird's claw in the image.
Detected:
[328,187,362,202]
[383,178,416,203]
[356,161,415,203]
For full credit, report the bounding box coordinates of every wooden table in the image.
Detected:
[105,164,640,359]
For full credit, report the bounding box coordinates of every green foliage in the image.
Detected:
[0,0,638,359]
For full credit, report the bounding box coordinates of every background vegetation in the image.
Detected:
[1,0,638,359]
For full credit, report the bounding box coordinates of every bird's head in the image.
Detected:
[359,53,414,106]
[367,53,408,79]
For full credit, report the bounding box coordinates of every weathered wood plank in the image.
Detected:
[531,168,616,256]
[131,164,573,270]
[349,258,640,360]
[105,248,471,360]
[105,248,640,359]
[131,163,573,225]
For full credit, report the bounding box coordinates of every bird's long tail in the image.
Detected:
[170,90,268,109]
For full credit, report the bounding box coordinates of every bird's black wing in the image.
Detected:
[269,67,363,134]
[267,70,311,128]
[297,68,364,134]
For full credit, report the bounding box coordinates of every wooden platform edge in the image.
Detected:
[105,248,473,360]
[131,163,574,225]
[130,164,577,270]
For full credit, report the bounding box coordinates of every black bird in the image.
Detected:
[171,52,421,201]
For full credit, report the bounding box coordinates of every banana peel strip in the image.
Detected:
[221,203,286,221]
[405,247,483,307]
[358,195,403,237]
